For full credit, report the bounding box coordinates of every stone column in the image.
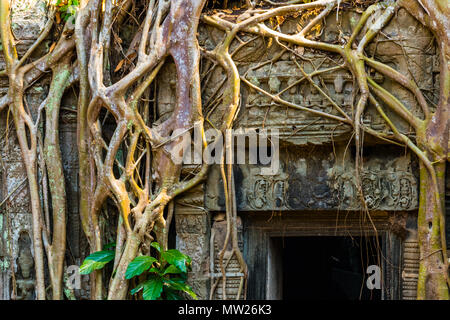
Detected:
[175,184,211,299]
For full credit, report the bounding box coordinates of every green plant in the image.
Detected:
[55,0,78,22]
[126,242,197,300]
[79,243,115,275]
[79,242,196,300]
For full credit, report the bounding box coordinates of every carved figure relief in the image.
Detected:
[245,166,288,210]
[15,232,34,300]
[330,170,417,211]
[207,148,418,212]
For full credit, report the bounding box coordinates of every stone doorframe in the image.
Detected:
[243,211,404,300]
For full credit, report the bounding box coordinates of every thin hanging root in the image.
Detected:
[210,253,234,299]
[343,2,395,216]
[208,25,249,299]
[218,158,232,300]
[220,134,248,300]
[230,168,248,300]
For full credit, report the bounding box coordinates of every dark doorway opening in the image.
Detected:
[271,236,382,300]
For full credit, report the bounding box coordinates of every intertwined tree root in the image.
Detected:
[0,0,448,300]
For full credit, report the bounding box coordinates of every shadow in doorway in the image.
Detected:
[270,236,382,300]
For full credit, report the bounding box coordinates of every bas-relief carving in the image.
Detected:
[175,229,210,299]
[329,167,417,211]
[15,232,35,300]
[176,215,208,234]
[205,147,419,212]
[164,9,430,215]
[0,126,34,299]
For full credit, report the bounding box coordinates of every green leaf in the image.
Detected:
[163,264,183,275]
[149,267,162,274]
[130,282,145,295]
[150,242,161,252]
[170,277,187,284]
[142,275,164,300]
[161,249,189,273]
[180,285,197,300]
[84,250,115,262]
[164,278,197,300]
[125,256,157,279]
[79,250,114,274]
[164,287,183,300]
[79,260,107,275]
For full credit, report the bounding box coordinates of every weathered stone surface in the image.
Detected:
[205,145,418,212]
[196,9,438,146]
[209,214,244,300]
[175,185,211,299]
[0,2,59,300]
[0,2,443,301]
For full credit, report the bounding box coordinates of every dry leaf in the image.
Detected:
[49,42,56,53]
[56,12,61,24]
[114,59,125,72]
[127,52,137,60]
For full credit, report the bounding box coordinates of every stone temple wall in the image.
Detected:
[0,2,447,300]
[0,1,86,300]
[170,6,444,300]
[0,0,48,300]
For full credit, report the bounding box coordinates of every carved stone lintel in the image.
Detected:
[330,169,418,211]
[206,147,419,212]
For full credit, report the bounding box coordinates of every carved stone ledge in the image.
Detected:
[205,146,419,212]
